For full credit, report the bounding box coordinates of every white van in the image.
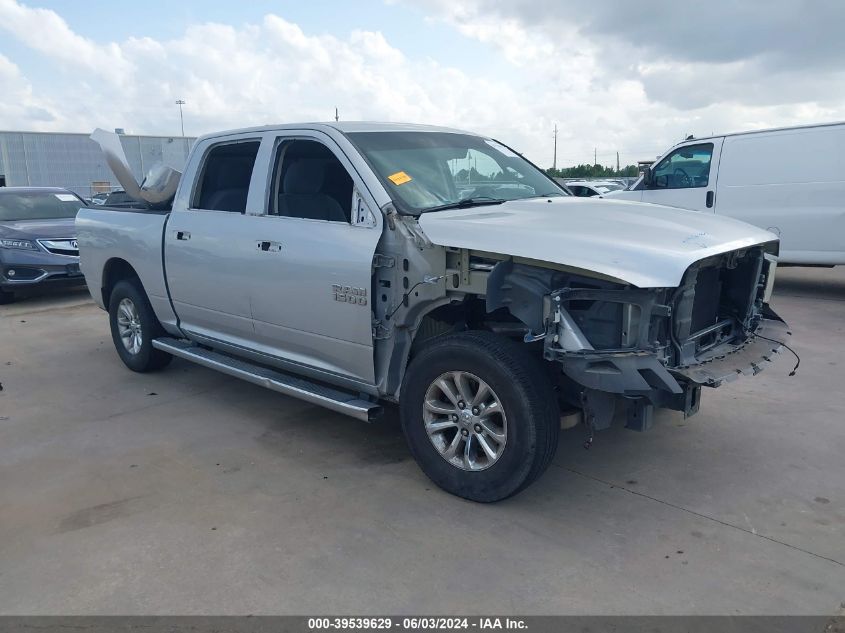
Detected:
[609,121,845,265]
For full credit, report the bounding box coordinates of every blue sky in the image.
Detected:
[24,0,485,65]
[5,0,497,100]
[1,0,842,167]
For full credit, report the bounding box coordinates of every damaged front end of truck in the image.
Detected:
[485,243,788,433]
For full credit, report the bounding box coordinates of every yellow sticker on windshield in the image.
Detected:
[388,171,412,185]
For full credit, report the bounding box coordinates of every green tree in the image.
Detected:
[545,163,639,178]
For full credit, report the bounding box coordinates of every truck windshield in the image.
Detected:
[346,131,567,213]
[0,192,84,221]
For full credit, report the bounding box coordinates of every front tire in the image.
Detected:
[108,279,172,372]
[400,331,559,502]
[0,287,14,305]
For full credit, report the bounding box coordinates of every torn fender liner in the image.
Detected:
[485,259,555,333]
[670,317,789,387]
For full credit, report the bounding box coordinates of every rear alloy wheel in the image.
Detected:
[108,279,172,372]
[116,297,144,355]
[401,331,559,502]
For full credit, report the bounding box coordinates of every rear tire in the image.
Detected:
[108,279,172,372]
[400,331,559,502]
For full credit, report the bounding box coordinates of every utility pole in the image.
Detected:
[552,124,558,172]
[335,107,339,122]
[175,100,186,136]
[616,151,620,174]
[594,147,597,166]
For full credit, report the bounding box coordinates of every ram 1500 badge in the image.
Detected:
[77,123,790,502]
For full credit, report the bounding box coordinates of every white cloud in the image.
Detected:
[0,0,132,83]
[0,1,554,158]
[409,0,845,164]
[0,0,843,170]
[0,53,61,127]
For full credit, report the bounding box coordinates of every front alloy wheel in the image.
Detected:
[401,331,560,502]
[424,371,507,471]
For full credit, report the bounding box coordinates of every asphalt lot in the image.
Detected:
[0,268,843,615]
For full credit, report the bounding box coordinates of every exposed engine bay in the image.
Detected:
[396,239,788,435]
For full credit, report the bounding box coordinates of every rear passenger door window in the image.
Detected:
[269,139,353,222]
[193,140,260,212]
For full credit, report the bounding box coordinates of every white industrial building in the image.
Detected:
[0,130,195,197]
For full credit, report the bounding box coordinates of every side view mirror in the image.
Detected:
[642,167,653,187]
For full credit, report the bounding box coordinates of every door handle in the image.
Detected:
[256,240,283,252]
[175,230,191,241]
[705,190,714,208]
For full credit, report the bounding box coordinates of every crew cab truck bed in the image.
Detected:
[78,122,789,502]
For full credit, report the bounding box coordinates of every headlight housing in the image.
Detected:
[0,238,38,250]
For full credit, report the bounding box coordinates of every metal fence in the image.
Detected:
[0,130,195,198]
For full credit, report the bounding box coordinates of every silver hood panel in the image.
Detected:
[417,197,779,288]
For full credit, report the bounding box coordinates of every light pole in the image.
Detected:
[175,99,186,136]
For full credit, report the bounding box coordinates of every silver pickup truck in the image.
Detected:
[77,122,789,502]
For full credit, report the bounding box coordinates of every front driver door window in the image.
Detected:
[649,143,714,190]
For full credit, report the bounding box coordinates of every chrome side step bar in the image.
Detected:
[152,338,381,422]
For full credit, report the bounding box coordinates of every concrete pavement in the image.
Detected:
[0,268,843,614]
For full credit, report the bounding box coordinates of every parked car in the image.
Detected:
[566,180,627,198]
[90,192,110,206]
[0,187,86,303]
[607,121,845,265]
[78,123,788,502]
